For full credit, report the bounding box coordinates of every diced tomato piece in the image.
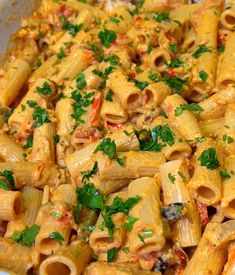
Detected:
[90,94,102,124]
[168,68,175,77]
[196,201,209,226]
[107,122,123,130]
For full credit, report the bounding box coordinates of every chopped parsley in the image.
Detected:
[138,229,153,244]
[198,148,220,170]
[53,134,60,144]
[77,183,104,210]
[170,44,178,53]
[76,73,86,90]
[98,29,117,48]
[177,171,186,182]
[49,232,65,245]
[122,247,130,253]
[116,156,126,167]
[128,78,149,90]
[23,134,33,149]
[103,54,120,66]
[105,89,113,102]
[109,16,120,25]
[36,82,53,95]
[147,44,152,54]
[218,44,225,53]
[88,44,104,62]
[34,58,42,69]
[199,70,208,82]
[175,103,204,116]
[168,173,176,183]
[195,137,206,143]
[148,71,159,82]
[81,161,98,183]
[71,90,94,126]
[92,66,114,79]
[123,215,138,232]
[192,44,212,59]
[135,124,174,152]
[60,15,83,37]
[76,183,141,238]
[0,169,15,190]
[50,211,63,219]
[153,12,170,23]
[220,169,231,179]
[94,138,116,159]
[57,47,66,59]
[12,224,40,246]
[27,100,37,108]
[101,195,141,237]
[32,106,51,128]
[162,76,188,93]
[107,247,117,262]
[167,58,185,68]
[223,134,234,144]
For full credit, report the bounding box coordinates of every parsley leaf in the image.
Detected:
[107,247,117,262]
[77,183,104,210]
[170,44,178,53]
[116,156,126,167]
[168,58,185,68]
[138,229,153,244]
[0,169,15,189]
[105,89,113,102]
[36,82,53,95]
[153,12,170,23]
[175,103,204,116]
[123,215,138,232]
[53,134,60,144]
[23,134,33,149]
[162,76,188,93]
[50,211,63,218]
[94,138,116,159]
[76,73,86,90]
[192,44,212,59]
[101,195,141,237]
[81,161,98,183]
[12,224,40,246]
[60,15,83,37]
[49,232,65,245]
[199,70,208,82]
[57,47,66,59]
[218,44,225,53]
[0,180,10,190]
[71,90,94,126]
[168,173,176,183]
[109,16,120,25]
[32,106,51,128]
[103,54,120,66]
[98,29,117,48]
[129,78,149,90]
[223,134,234,144]
[220,169,231,179]
[148,71,159,82]
[198,148,220,170]
[27,100,37,108]
[135,124,174,151]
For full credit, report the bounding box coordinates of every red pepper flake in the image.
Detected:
[168,68,175,77]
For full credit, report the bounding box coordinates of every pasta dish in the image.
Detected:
[0,0,235,274]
